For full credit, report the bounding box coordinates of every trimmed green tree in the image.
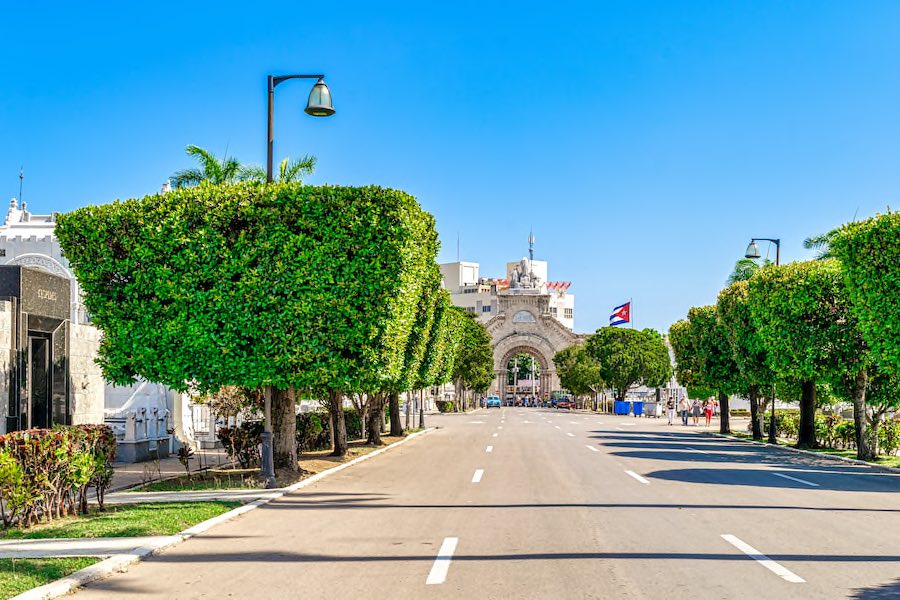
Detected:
[669,307,740,434]
[451,307,495,410]
[553,345,603,409]
[717,282,775,440]
[748,260,870,453]
[585,328,671,401]
[832,212,900,376]
[56,182,437,467]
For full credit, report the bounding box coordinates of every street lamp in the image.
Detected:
[512,364,519,406]
[266,74,335,183]
[259,73,335,488]
[745,237,780,444]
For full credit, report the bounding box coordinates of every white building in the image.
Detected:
[0,198,195,460]
[440,254,575,330]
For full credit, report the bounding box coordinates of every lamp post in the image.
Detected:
[266,74,335,183]
[512,365,519,406]
[259,73,335,488]
[745,237,780,444]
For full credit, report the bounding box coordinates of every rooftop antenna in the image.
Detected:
[18,167,23,203]
[528,228,535,262]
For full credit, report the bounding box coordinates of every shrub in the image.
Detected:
[436,401,455,413]
[0,425,116,528]
[296,412,330,453]
[217,421,263,468]
[835,420,856,449]
[879,420,900,456]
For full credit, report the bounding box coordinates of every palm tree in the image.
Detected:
[240,155,317,184]
[803,229,837,260]
[726,258,770,285]
[170,145,245,188]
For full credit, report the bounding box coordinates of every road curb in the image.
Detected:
[708,432,900,475]
[13,427,437,600]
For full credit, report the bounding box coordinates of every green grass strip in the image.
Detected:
[0,502,241,540]
[0,557,98,598]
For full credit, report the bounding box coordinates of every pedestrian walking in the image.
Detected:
[666,396,676,425]
[704,398,715,427]
[678,397,690,425]
[691,399,702,426]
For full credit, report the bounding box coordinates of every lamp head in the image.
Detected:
[744,240,761,260]
[305,78,335,117]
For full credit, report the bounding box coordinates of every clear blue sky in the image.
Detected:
[3,2,900,333]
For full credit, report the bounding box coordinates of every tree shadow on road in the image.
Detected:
[849,578,900,599]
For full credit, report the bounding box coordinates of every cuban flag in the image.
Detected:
[609,302,631,327]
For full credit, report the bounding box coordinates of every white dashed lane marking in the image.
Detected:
[721,534,805,583]
[426,537,459,585]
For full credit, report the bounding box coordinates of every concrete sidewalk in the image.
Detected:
[105,488,278,504]
[0,536,181,559]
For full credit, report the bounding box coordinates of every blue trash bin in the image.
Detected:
[613,400,628,415]
[632,401,644,417]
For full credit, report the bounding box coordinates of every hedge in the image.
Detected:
[0,425,116,528]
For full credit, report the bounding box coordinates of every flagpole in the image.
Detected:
[629,297,633,329]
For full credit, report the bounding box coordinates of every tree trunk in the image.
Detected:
[329,390,348,457]
[718,391,730,434]
[367,394,384,445]
[272,386,298,471]
[797,380,817,449]
[748,385,762,441]
[851,369,873,461]
[389,391,403,436]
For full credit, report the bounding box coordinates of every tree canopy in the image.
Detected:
[451,307,495,395]
[553,345,603,398]
[585,327,671,399]
[832,212,900,377]
[56,182,438,462]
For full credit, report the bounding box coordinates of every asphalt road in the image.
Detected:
[75,408,900,599]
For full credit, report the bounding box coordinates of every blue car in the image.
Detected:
[486,395,501,408]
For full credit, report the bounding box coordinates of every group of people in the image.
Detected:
[665,396,717,427]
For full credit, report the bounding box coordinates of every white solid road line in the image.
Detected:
[615,427,625,431]
[721,534,805,583]
[486,446,493,453]
[772,472,820,487]
[625,470,650,485]
[566,433,575,437]
[586,445,599,452]
[426,537,459,585]
[569,421,579,424]
[472,469,484,483]
[623,423,636,426]
[492,433,498,438]
[555,425,561,429]
[686,447,709,454]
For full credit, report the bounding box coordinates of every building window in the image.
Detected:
[482,305,491,313]
[564,308,573,319]
[463,288,476,294]
[550,307,558,317]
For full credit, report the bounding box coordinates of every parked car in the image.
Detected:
[486,395,502,408]
[556,399,574,410]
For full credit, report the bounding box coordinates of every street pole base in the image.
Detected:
[259,431,276,489]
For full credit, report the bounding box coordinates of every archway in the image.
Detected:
[496,344,553,405]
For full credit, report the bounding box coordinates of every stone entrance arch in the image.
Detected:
[484,296,584,402]
[497,343,552,403]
